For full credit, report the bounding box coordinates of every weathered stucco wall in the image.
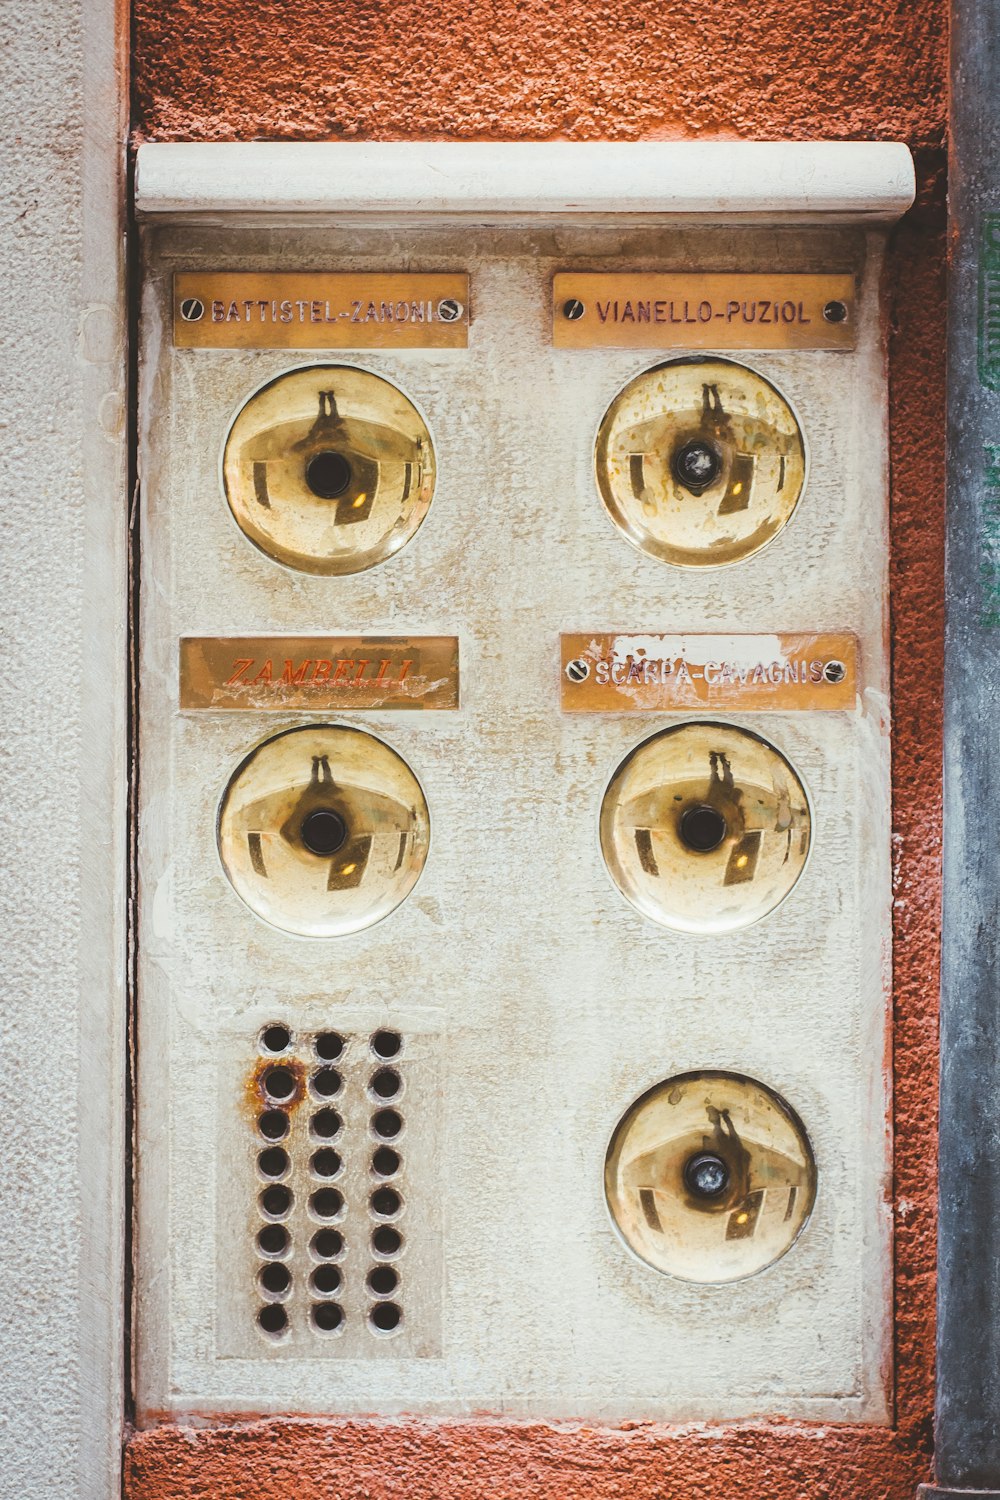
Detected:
[127,2,947,1495]
[0,2,129,1499]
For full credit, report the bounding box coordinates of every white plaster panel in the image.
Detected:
[136,222,891,1423]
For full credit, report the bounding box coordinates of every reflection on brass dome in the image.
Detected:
[600,722,810,934]
[222,366,435,574]
[595,357,806,568]
[217,725,429,937]
[605,1071,816,1283]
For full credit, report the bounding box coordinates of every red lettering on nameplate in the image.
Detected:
[180,637,457,710]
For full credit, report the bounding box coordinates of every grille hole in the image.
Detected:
[372,1146,400,1177]
[257,1304,287,1336]
[370,1067,401,1100]
[372,1224,402,1257]
[367,1264,399,1296]
[310,1263,342,1296]
[311,1148,342,1179]
[260,1024,291,1054]
[258,1109,289,1141]
[257,1146,289,1179]
[310,1187,344,1220]
[315,1032,344,1061]
[312,1067,342,1098]
[256,1224,289,1257]
[372,1108,402,1140]
[259,1261,292,1298]
[371,1030,402,1059]
[370,1186,402,1218]
[311,1108,342,1140]
[311,1302,344,1333]
[369,1301,402,1333]
[263,1066,296,1102]
[311,1228,344,1260]
[260,1184,293,1219]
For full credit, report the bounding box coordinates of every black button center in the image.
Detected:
[673,439,723,494]
[684,1151,730,1199]
[679,803,728,853]
[306,450,353,499]
[301,809,348,856]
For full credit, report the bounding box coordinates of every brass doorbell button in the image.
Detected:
[594,356,806,568]
[217,724,430,937]
[605,1071,816,1283]
[599,722,811,934]
[222,365,435,575]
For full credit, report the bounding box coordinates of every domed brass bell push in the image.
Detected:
[595,357,806,568]
[605,1071,816,1283]
[217,725,430,937]
[600,722,810,934]
[222,365,435,574]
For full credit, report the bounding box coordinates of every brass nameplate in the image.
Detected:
[552,273,855,350]
[180,636,459,710]
[561,633,858,712]
[173,273,469,349]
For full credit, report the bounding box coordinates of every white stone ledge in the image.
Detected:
[134,141,915,225]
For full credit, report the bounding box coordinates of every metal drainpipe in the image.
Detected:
[919,0,1000,1495]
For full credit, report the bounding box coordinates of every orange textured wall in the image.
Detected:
[128,3,948,1495]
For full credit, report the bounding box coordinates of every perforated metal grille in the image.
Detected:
[216,1022,440,1360]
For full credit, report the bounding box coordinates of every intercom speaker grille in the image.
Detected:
[216,1023,441,1360]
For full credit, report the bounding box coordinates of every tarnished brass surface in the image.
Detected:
[600,722,810,934]
[222,365,435,574]
[560,632,858,713]
[175,272,469,349]
[595,357,806,569]
[553,272,856,350]
[180,636,460,711]
[217,725,430,938]
[605,1071,816,1283]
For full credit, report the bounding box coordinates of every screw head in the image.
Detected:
[565,658,590,682]
[684,1151,730,1200]
[672,439,723,495]
[823,300,848,324]
[563,298,585,321]
[823,659,847,684]
[437,298,463,323]
[179,297,205,322]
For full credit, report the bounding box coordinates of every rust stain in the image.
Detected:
[242,1056,306,1124]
